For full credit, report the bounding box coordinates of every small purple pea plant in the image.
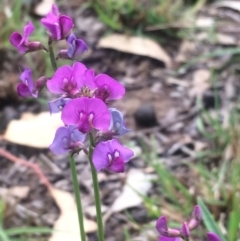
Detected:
[10,5,222,241]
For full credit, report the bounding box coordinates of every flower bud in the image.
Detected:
[156,216,181,237]
[181,222,190,238]
[188,205,202,230]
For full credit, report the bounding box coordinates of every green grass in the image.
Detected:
[134,69,240,240]
[0,199,52,241]
[90,0,206,35]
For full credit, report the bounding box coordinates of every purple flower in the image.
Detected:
[188,205,202,230]
[50,125,86,155]
[48,98,70,114]
[17,67,37,98]
[61,97,111,133]
[94,74,125,102]
[109,108,130,136]
[158,237,181,241]
[10,21,46,54]
[58,33,88,59]
[180,222,190,239]
[92,139,134,173]
[156,216,181,238]
[41,4,74,40]
[207,233,222,241]
[47,62,87,96]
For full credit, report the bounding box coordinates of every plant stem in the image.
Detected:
[69,154,86,241]
[48,39,57,71]
[88,133,105,241]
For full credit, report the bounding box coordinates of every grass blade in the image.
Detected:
[197,198,226,241]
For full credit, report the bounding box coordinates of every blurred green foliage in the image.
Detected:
[90,0,206,33]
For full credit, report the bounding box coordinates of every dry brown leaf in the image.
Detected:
[196,32,238,45]
[189,69,210,98]
[0,186,30,218]
[0,186,30,200]
[175,41,196,63]
[110,169,153,213]
[4,112,62,148]
[49,188,97,241]
[34,0,55,16]
[195,17,214,28]
[213,1,240,12]
[98,34,172,68]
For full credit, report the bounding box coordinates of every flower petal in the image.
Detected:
[68,125,86,143]
[92,139,133,173]
[77,69,96,90]
[107,156,125,172]
[159,237,181,241]
[20,67,34,93]
[156,216,168,235]
[48,98,70,114]
[74,39,88,56]
[51,4,60,16]
[72,62,88,88]
[41,13,61,40]
[17,83,31,97]
[21,21,34,44]
[67,33,76,58]
[92,141,110,171]
[207,233,222,241]
[49,126,69,155]
[47,65,73,94]
[9,32,22,48]
[109,108,130,136]
[95,74,125,101]
[111,139,133,162]
[59,15,74,38]
[61,98,110,133]
[85,98,111,131]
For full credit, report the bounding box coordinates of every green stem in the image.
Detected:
[48,39,57,71]
[69,154,86,241]
[88,133,105,241]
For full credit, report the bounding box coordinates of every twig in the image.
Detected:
[0,147,52,190]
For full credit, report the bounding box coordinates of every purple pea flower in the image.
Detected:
[156,216,181,238]
[17,67,37,98]
[92,139,134,173]
[94,74,125,102]
[109,108,130,136]
[41,4,74,40]
[188,205,202,230]
[61,97,111,133]
[10,21,46,54]
[57,33,88,59]
[50,125,86,155]
[46,62,87,97]
[48,97,70,114]
[207,232,221,241]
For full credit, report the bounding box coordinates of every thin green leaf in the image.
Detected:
[5,227,52,236]
[197,198,226,241]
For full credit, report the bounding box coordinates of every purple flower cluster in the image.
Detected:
[156,206,221,241]
[10,4,133,173]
